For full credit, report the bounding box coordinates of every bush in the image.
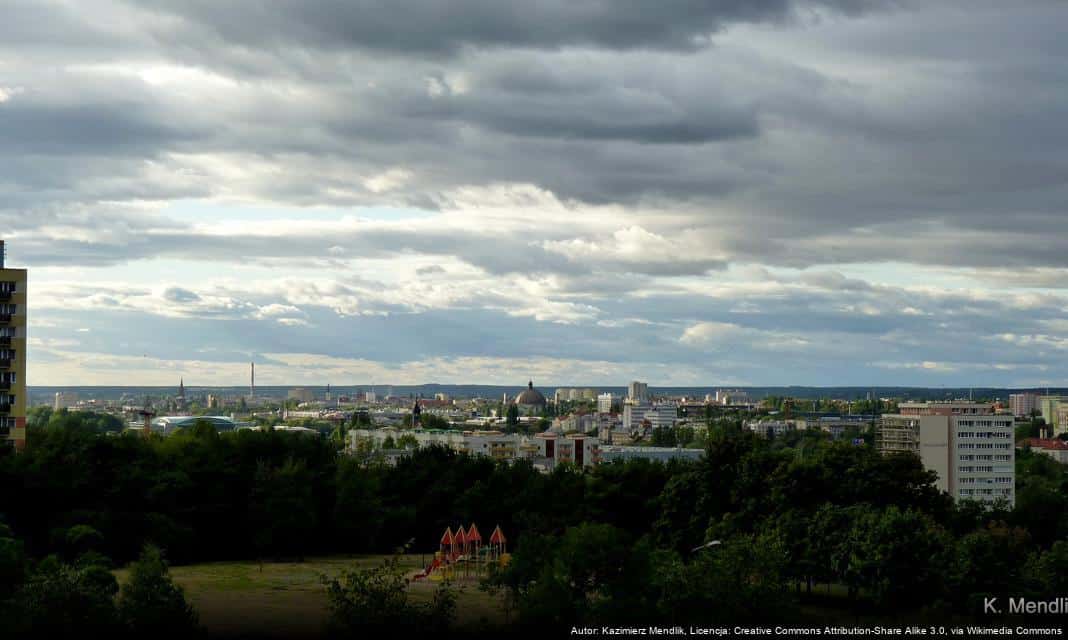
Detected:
[323,556,456,632]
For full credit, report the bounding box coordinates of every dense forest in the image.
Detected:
[3,411,1068,633]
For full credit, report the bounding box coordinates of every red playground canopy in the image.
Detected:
[440,527,454,547]
[467,524,482,543]
[489,525,507,545]
[453,526,467,548]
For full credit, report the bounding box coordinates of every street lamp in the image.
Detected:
[690,540,722,553]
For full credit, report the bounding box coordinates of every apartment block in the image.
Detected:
[878,402,1014,506]
[1009,392,1040,418]
[0,241,27,451]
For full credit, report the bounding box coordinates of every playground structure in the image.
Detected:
[413,524,510,582]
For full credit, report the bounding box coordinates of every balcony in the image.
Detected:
[0,291,10,301]
[0,314,10,323]
[0,359,9,369]
[0,381,9,391]
[0,404,10,414]
[0,337,9,347]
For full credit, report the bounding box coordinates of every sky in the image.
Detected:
[3,0,1068,388]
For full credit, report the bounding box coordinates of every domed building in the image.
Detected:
[514,380,547,414]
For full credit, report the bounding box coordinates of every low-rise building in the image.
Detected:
[1018,438,1068,464]
[599,446,703,464]
[745,420,803,439]
[347,427,599,469]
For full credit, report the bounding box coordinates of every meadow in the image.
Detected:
[114,555,509,637]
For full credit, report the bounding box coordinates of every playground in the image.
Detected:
[412,523,511,583]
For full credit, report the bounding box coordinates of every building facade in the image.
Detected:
[627,381,649,404]
[0,241,27,451]
[1009,393,1040,418]
[878,402,1014,506]
[347,427,599,469]
[1039,396,1068,436]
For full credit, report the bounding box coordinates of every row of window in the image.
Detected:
[957,420,1013,427]
[957,443,1011,450]
[959,488,1013,496]
[957,431,1012,438]
[0,282,17,294]
[959,477,1013,484]
[959,454,1012,461]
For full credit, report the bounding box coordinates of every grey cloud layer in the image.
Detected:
[5,0,1068,385]
[135,0,889,55]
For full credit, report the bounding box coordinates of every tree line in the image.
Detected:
[3,411,1068,631]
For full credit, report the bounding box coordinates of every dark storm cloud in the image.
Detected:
[136,0,889,55]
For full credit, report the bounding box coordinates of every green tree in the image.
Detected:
[842,505,951,607]
[249,459,317,561]
[490,523,655,626]
[8,557,122,635]
[323,556,456,632]
[657,533,795,624]
[0,522,27,601]
[118,545,200,636]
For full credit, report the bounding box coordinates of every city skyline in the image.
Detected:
[5,2,1068,387]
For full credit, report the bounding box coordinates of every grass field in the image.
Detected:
[114,555,510,638]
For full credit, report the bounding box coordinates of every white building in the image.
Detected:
[54,391,79,411]
[364,390,377,403]
[715,389,753,406]
[745,420,802,439]
[878,402,1014,506]
[597,393,614,414]
[347,428,599,469]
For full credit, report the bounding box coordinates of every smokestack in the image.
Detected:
[250,362,255,398]
[0,240,5,269]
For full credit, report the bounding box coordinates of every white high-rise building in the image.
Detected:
[627,381,649,404]
[597,393,613,414]
[54,391,79,411]
[878,402,1014,506]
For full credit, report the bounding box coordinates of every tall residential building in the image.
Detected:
[597,392,613,414]
[54,391,79,411]
[0,241,27,451]
[1009,393,1040,418]
[627,381,649,404]
[877,402,1014,506]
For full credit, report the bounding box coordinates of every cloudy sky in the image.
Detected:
[4,0,1068,387]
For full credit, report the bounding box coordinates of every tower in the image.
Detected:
[250,362,255,399]
[0,240,27,451]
